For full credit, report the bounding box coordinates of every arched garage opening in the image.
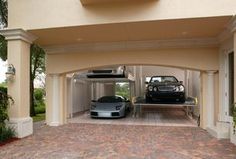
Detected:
[45,47,219,130]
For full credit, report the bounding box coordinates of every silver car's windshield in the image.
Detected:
[150,76,178,83]
[98,96,124,103]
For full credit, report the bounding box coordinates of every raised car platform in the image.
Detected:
[132,96,198,118]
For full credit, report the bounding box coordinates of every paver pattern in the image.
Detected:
[0,123,236,159]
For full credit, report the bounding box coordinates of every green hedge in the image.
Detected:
[0,89,15,142]
[0,126,15,142]
[0,87,7,94]
[35,105,45,114]
[34,88,46,114]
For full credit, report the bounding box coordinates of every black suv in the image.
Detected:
[146,76,185,103]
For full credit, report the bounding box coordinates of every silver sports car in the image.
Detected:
[90,95,131,118]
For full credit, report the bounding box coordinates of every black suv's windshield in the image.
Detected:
[150,76,178,83]
[98,96,124,103]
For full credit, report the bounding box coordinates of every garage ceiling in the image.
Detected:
[29,16,232,47]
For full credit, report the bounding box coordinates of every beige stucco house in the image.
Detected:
[0,0,236,145]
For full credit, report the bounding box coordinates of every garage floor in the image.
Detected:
[69,107,197,127]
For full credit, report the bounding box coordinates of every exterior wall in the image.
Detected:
[219,37,234,122]
[46,47,219,74]
[8,0,236,30]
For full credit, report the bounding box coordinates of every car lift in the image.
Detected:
[132,96,199,124]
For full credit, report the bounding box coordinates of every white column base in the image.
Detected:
[206,122,230,139]
[48,122,60,127]
[231,133,236,145]
[7,117,33,138]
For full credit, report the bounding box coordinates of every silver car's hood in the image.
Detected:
[92,102,125,111]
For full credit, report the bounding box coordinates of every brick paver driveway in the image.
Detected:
[0,123,236,159]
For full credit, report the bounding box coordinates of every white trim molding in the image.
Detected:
[44,38,219,54]
[0,28,37,44]
[230,16,236,33]
[7,117,33,138]
[218,15,236,42]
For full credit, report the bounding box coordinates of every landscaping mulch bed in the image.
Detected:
[0,137,19,147]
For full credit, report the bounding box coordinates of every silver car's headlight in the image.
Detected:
[116,105,122,110]
[175,85,185,92]
[91,105,96,110]
[148,86,153,91]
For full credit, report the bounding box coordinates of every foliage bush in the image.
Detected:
[116,83,130,99]
[34,88,44,102]
[35,105,45,114]
[0,126,15,142]
[0,90,15,142]
[34,88,45,114]
[0,86,7,94]
[233,103,236,134]
[0,90,11,128]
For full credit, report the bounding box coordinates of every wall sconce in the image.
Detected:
[5,64,16,82]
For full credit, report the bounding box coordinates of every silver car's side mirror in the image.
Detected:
[91,100,97,102]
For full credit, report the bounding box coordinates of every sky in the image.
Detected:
[0,59,7,83]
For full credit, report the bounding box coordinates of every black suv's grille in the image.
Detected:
[158,86,175,92]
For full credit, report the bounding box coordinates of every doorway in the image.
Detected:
[228,52,234,116]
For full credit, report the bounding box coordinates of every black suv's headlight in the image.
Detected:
[175,85,185,92]
[153,87,157,92]
[148,86,153,91]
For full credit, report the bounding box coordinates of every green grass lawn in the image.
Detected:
[33,113,45,122]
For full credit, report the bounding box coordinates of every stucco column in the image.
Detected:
[46,74,66,126]
[0,29,37,138]
[200,71,217,130]
[206,71,217,128]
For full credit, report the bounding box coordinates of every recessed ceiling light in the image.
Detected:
[76,38,83,41]
[182,31,188,35]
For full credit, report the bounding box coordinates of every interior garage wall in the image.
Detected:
[70,79,91,115]
[91,83,115,100]
[142,66,185,81]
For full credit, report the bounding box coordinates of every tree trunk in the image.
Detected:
[30,78,35,117]
[30,52,35,117]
